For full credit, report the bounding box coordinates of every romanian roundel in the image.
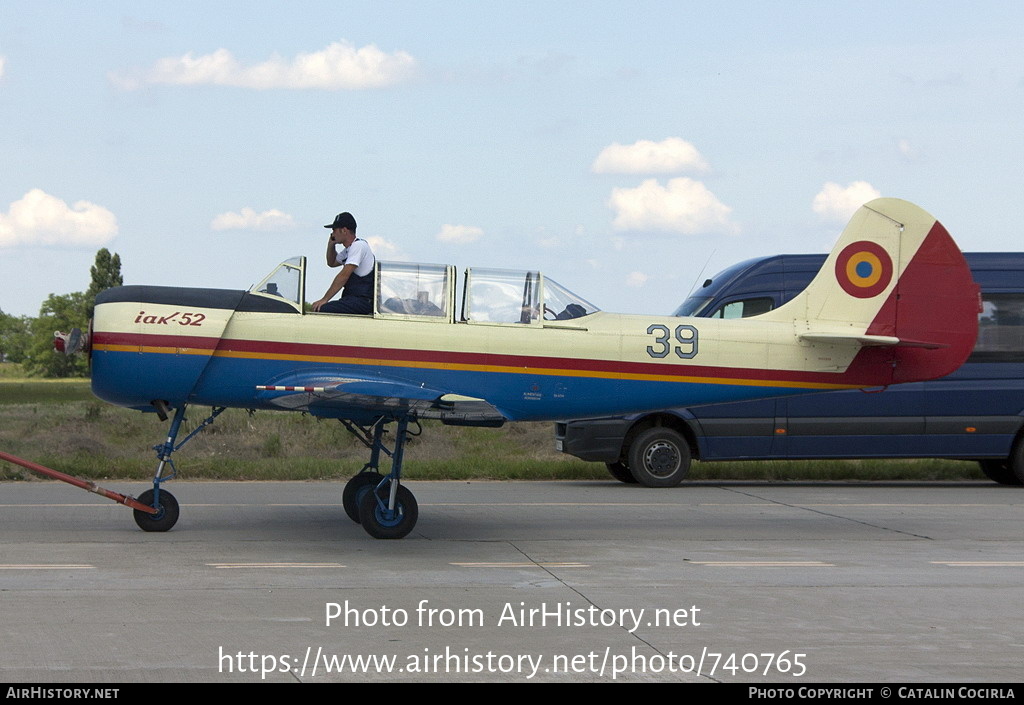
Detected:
[835,241,893,298]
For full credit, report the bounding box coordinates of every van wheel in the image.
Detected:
[627,428,690,488]
[605,461,638,484]
[977,460,1022,486]
[1010,440,1024,485]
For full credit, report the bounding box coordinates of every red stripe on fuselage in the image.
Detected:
[93,332,223,350]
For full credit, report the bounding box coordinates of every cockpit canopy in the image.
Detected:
[251,256,305,310]
[248,257,599,323]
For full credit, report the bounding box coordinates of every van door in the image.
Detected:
[778,385,926,458]
[691,397,783,459]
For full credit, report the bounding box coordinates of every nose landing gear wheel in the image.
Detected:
[132,489,179,532]
[357,484,418,539]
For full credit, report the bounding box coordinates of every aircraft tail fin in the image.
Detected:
[762,198,980,384]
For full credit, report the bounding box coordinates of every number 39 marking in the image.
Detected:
[646,324,699,359]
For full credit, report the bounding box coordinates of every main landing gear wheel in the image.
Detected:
[605,461,638,484]
[357,484,418,539]
[343,472,384,523]
[132,489,180,532]
[627,427,691,488]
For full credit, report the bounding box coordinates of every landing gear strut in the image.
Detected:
[0,403,224,531]
[133,404,226,532]
[340,416,420,539]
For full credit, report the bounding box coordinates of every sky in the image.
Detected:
[1,1,1022,317]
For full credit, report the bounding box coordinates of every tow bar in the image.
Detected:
[0,450,158,515]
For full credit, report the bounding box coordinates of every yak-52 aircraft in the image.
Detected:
[37,198,978,538]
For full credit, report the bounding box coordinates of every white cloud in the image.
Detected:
[210,207,296,231]
[0,189,118,248]
[436,224,483,244]
[0,55,6,80]
[592,138,709,175]
[607,178,739,235]
[113,41,416,91]
[626,271,649,288]
[812,181,882,222]
[365,235,405,261]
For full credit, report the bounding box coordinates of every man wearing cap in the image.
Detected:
[311,212,376,315]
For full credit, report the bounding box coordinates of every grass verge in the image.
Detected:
[0,393,988,482]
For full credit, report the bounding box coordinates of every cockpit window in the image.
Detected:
[376,262,453,321]
[250,257,305,311]
[462,269,599,324]
[464,268,541,324]
[542,277,599,320]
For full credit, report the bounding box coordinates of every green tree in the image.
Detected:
[0,310,32,363]
[20,249,123,377]
[84,248,123,319]
[23,292,89,378]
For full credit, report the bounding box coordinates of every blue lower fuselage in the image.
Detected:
[91,346,824,424]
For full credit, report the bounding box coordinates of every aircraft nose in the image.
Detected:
[89,284,246,411]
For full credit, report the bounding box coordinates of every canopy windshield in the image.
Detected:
[543,277,599,320]
[250,257,305,311]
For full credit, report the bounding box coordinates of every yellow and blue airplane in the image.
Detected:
[71,198,979,538]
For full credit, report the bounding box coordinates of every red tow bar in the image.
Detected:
[0,450,158,515]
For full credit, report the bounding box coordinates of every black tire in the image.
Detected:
[132,489,179,532]
[357,483,418,539]
[605,461,638,484]
[1011,441,1024,485]
[343,472,384,523]
[977,460,1023,486]
[626,427,691,488]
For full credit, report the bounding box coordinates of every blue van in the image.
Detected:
[554,253,1024,487]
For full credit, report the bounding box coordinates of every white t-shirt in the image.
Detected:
[334,239,375,277]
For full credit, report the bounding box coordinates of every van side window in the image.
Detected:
[710,297,774,319]
[971,294,1024,362]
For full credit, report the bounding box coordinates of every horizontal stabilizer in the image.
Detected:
[798,332,946,349]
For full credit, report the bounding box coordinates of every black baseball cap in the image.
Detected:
[325,212,357,230]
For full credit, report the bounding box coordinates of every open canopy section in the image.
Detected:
[249,256,306,312]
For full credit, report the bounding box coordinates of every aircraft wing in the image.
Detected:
[254,373,506,426]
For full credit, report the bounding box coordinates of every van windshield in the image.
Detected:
[673,296,712,317]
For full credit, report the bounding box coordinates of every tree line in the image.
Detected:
[0,249,122,378]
